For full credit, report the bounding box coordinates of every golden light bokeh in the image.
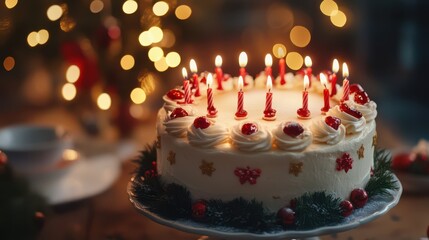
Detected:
[153,1,169,17]
[27,31,38,47]
[148,46,164,62]
[60,17,76,32]
[138,31,153,46]
[320,0,338,16]
[66,65,80,83]
[37,29,49,44]
[3,56,15,71]
[148,26,163,43]
[5,0,18,9]
[330,10,347,27]
[129,104,145,119]
[90,0,104,13]
[154,57,168,72]
[130,87,147,104]
[122,0,138,14]
[272,43,287,58]
[158,29,175,48]
[290,26,311,48]
[97,93,111,110]
[139,73,156,94]
[165,52,181,68]
[62,149,79,161]
[120,54,135,70]
[47,5,63,21]
[62,83,77,101]
[286,52,303,70]
[175,5,192,20]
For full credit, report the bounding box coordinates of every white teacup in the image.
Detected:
[0,125,73,174]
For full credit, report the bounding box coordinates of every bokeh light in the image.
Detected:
[320,0,338,16]
[129,104,145,119]
[97,93,111,110]
[154,57,168,72]
[62,83,77,101]
[60,17,76,32]
[148,26,163,43]
[165,52,181,68]
[158,29,176,48]
[66,65,80,83]
[120,55,135,70]
[47,5,63,21]
[272,43,287,58]
[90,0,104,13]
[37,29,49,45]
[122,0,138,14]
[148,47,164,62]
[130,87,147,104]
[27,31,38,47]
[153,1,169,16]
[286,52,303,70]
[290,26,311,48]
[3,56,15,71]
[330,10,347,27]
[138,31,153,46]
[175,5,192,20]
[139,73,157,94]
[5,0,18,9]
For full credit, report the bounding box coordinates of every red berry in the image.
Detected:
[283,122,304,137]
[277,207,295,226]
[340,200,354,217]
[350,188,368,208]
[192,200,207,221]
[241,123,258,135]
[340,103,363,119]
[193,116,211,129]
[391,153,413,171]
[354,91,370,105]
[167,89,185,100]
[350,84,364,94]
[170,107,189,119]
[325,116,341,130]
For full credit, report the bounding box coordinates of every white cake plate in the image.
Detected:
[128,175,402,240]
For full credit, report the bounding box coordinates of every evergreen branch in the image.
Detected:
[365,149,399,198]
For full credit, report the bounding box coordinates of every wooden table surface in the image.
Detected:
[2,107,427,240]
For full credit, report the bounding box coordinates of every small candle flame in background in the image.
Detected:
[305,56,312,68]
[181,67,188,79]
[266,75,273,92]
[238,76,244,90]
[342,62,349,78]
[215,55,222,67]
[265,54,273,67]
[332,59,339,73]
[239,52,248,67]
[189,59,198,73]
[206,73,213,88]
[320,73,328,87]
[303,75,310,89]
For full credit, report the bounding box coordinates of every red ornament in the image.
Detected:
[0,151,7,166]
[241,123,258,135]
[354,91,370,105]
[340,200,354,217]
[325,116,342,130]
[283,122,304,137]
[336,153,353,173]
[192,200,207,221]
[193,117,211,129]
[350,188,368,208]
[170,108,189,119]
[340,103,363,119]
[391,153,413,171]
[167,89,185,100]
[350,84,364,94]
[234,166,261,185]
[277,207,296,226]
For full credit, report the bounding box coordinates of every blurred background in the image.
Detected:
[1,0,428,144]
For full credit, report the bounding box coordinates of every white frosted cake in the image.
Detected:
[156,70,377,213]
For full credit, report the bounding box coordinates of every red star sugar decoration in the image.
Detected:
[336,153,353,173]
[289,162,304,176]
[357,144,365,159]
[167,150,176,165]
[199,160,216,176]
[234,166,261,185]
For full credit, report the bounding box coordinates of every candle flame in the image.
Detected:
[305,56,312,67]
[265,53,273,67]
[266,75,273,92]
[189,59,198,73]
[320,73,328,87]
[277,47,286,58]
[332,59,339,73]
[207,73,213,88]
[238,76,244,91]
[303,75,310,90]
[239,51,248,67]
[182,67,188,79]
[342,62,349,78]
[215,55,222,67]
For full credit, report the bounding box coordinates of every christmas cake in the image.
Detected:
[155,56,378,216]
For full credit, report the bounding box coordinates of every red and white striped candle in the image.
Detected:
[304,56,313,88]
[330,59,339,97]
[190,59,201,97]
[278,48,286,85]
[215,55,224,90]
[265,53,273,77]
[206,73,217,117]
[320,73,330,113]
[341,62,350,102]
[181,67,191,104]
[265,76,273,112]
[303,75,309,111]
[239,51,248,86]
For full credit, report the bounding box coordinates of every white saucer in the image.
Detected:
[28,152,121,205]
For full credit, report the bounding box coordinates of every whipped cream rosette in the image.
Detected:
[311,116,346,145]
[163,107,195,138]
[273,121,312,151]
[231,121,272,152]
[347,91,378,122]
[327,103,366,134]
[187,116,229,148]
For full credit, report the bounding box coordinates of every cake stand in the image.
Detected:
[128,175,402,240]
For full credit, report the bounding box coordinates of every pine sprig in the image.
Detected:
[133,143,157,177]
[294,192,344,230]
[365,149,399,198]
